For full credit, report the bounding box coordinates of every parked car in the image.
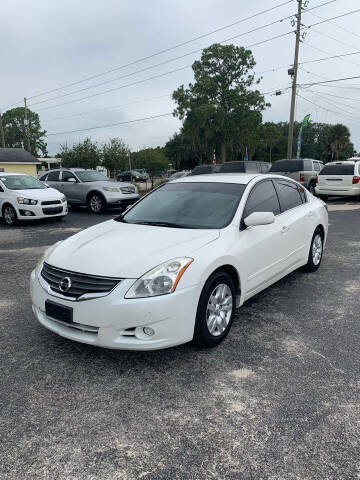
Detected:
[315,159,360,199]
[135,169,149,179]
[38,168,139,213]
[0,173,67,226]
[30,173,328,351]
[191,161,271,176]
[269,158,323,195]
[117,170,147,182]
[163,171,191,183]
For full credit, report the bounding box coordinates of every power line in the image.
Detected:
[34,31,295,113]
[309,28,359,52]
[297,92,360,121]
[300,88,360,117]
[46,113,174,136]
[303,88,360,103]
[46,86,287,136]
[302,41,360,67]
[299,75,360,87]
[299,67,360,89]
[3,0,338,110]
[300,50,360,65]
[4,0,295,108]
[30,13,297,108]
[309,10,360,40]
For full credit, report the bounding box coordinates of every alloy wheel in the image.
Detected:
[90,194,102,213]
[4,205,16,225]
[206,283,233,336]
[312,233,323,266]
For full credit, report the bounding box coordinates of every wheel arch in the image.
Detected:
[86,189,106,204]
[206,264,242,308]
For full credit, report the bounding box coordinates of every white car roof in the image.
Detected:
[173,173,287,185]
[325,160,358,165]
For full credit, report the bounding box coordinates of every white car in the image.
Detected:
[316,159,360,199]
[0,173,67,226]
[30,174,328,350]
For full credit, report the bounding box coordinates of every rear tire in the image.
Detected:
[88,193,105,213]
[304,228,324,272]
[308,182,316,195]
[193,271,236,347]
[2,204,18,226]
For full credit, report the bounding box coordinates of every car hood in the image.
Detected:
[12,187,63,200]
[46,220,220,278]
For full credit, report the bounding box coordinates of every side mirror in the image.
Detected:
[244,211,275,227]
[67,177,77,183]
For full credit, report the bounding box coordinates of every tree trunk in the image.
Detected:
[220,142,226,163]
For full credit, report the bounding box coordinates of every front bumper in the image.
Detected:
[16,202,68,219]
[30,268,202,350]
[315,186,360,197]
[103,192,140,208]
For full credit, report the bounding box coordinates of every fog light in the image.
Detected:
[25,211,32,216]
[143,327,154,336]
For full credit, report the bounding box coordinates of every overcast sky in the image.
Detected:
[1,0,360,156]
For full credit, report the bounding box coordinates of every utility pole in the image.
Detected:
[287,0,303,159]
[0,111,5,148]
[24,97,31,152]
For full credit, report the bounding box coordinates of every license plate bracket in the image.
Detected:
[45,300,73,324]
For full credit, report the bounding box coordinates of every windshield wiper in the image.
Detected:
[132,221,197,229]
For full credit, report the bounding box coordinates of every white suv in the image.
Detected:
[0,173,68,226]
[316,159,360,199]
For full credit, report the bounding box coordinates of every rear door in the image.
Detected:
[318,163,355,190]
[273,179,310,266]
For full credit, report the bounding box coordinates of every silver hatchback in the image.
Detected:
[38,168,140,213]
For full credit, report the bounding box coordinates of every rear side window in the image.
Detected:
[274,180,303,212]
[314,162,321,172]
[38,173,48,181]
[244,162,260,173]
[47,171,60,181]
[191,165,213,175]
[261,163,270,173]
[270,159,303,172]
[320,164,355,175]
[244,180,281,218]
[303,160,312,171]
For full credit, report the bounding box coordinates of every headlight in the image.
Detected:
[35,241,63,270]
[61,195,66,202]
[103,187,119,192]
[17,197,38,205]
[125,257,193,298]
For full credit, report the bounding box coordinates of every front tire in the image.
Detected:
[304,228,324,272]
[88,193,105,213]
[2,204,18,226]
[193,271,236,347]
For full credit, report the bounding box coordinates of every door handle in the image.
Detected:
[281,226,289,234]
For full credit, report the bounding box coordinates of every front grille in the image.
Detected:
[120,186,136,194]
[41,263,122,299]
[42,200,61,206]
[42,207,63,215]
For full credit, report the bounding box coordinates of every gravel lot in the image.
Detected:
[1,200,359,480]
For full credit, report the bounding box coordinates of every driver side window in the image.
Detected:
[244,180,281,219]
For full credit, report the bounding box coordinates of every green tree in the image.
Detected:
[102,138,130,178]
[173,43,268,163]
[132,148,168,187]
[60,138,100,169]
[327,124,351,161]
[2,107,47,156]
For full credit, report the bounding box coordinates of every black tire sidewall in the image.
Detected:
[193,271,236,347]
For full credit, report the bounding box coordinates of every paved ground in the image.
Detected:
[0,200,359,480]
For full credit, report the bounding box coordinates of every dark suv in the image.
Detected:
[269,158,323,195]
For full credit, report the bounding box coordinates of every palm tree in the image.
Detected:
[327,124,350,161]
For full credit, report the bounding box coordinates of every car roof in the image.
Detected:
[325,160,357,165]
[173,173,275,185]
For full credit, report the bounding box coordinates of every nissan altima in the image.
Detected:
[30,173,328,350]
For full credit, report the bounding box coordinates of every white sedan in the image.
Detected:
[30,173,328,350]
[0,173,67,226]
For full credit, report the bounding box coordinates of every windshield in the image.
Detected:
[76,171,109,182]
[1,175,47,190]
[119,182,246,229]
